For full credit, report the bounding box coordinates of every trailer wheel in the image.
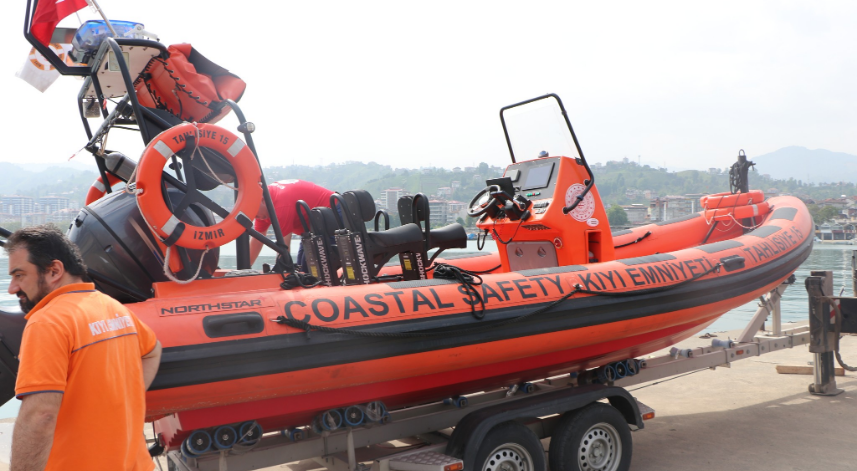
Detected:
[475,421,546,471]
[548,404,631,471]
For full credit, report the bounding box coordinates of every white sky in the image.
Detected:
[1,0,855,172]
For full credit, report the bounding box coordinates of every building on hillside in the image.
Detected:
[451,181,461,190]
[447,201,466,223]
[1,196,34,216]
[428,200,448,226]
[378,188,408,212]
[46,208,77,224]
[437,187,453,197]
[625,188,644,199]
[621,204,648,224]
[648,195,699,221]
[38,196,70,214]
[20,213,47,226]
[817,198,848,210]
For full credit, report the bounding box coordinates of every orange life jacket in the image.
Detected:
[134,44,246,124]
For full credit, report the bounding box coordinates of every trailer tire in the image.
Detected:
[474,420,545,471]
[548,403,631,471]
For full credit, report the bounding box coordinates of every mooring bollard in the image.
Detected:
[806,271,843,396]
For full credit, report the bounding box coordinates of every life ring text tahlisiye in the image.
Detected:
[135,122,262,250]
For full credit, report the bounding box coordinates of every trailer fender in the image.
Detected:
[445,384,642,471]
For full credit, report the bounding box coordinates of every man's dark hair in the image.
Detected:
[4,224,88,279]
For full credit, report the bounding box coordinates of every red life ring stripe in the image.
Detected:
[85,174,123,205]
[710,201,771,221]
[136,122,262,250]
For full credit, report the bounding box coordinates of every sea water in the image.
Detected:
[0,241,851,419]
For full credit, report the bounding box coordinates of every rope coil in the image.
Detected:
[163,246,210,284]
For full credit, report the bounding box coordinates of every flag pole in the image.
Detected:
[86,0,118,37]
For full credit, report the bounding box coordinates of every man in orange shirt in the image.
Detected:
[5,225,162,471]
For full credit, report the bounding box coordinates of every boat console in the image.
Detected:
[473,154,614,272]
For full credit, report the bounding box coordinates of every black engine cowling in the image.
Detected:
[67,189,219,303]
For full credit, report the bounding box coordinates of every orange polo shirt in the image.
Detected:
[15,283,156,471]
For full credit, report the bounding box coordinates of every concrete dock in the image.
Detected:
[628,327,856,470]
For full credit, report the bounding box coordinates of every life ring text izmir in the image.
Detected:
[136,122,262,250]
[85,173,123,205]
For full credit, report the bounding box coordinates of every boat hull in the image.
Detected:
[0,196,812,451]
[140,196,811,448]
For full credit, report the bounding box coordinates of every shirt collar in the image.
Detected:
[25,282,96,320]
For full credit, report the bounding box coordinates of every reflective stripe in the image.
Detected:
[227,139,246,157]
[751,204,759,216]
[93,179,106,192]
[154,140,173,159]
[71,332,138,353]
[162,214,181,236]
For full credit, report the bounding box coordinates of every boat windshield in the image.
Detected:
[501,95,581,162]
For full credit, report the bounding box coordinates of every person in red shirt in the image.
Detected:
[6,225,161,471]
[250,179,336,270]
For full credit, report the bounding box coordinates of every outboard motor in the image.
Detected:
[68,189,219,303]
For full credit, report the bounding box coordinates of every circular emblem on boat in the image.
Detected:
[564,183,595,222]
[587,218,599,227]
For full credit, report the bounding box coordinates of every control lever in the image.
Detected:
[490,189,531,221]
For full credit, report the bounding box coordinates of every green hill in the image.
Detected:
[259,160,843,207]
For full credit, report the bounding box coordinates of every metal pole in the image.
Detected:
[851,250,857,296]
[87,0,119,37]
[772,290,782,336]
[806,271,844,396]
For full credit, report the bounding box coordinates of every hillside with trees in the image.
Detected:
[1,159,852,223]
[261,160,849,208]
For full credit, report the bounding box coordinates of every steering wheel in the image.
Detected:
[467,185,501,218]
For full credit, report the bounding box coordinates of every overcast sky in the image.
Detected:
[2,0,855,172]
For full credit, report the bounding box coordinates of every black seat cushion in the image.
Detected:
[343,190,377,224]
[429,223,467,251]
[310,206,341,237]
[365,223,425,250]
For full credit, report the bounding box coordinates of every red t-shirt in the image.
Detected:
[254,180,334,236]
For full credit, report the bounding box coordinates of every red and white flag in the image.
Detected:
[30,0,90,46]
